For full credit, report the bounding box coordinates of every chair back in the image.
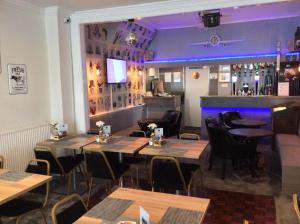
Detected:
[84,150,116,180]
[206,122,229,158]
[293,194,300,221]
[162,110,181,124]
[218,111,241,128]
[179,133,200,140]
[129,130,146,137]
[0,155,3,169]
[26,159,50,207]
[51,194,87,224]
[34,146,64,175]
[150,156,186,191]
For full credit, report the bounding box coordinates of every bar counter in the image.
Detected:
[200,96,300,139]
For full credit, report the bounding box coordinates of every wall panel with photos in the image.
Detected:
[85,22,156,117]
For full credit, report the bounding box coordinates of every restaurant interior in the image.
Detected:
[0,0,300,223]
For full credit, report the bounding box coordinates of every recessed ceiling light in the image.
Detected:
[233,6,239,9]
[135,17,142,20]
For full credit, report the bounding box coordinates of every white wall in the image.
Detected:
[0,1,50,132]
[45,6,75,133]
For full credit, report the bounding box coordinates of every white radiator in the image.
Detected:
[0,123,50,171]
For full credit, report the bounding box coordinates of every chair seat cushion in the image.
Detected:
[57,156,80,174]
[0,199,43,217]
[110,162,130,179]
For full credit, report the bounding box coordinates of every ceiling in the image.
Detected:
[20,0,170,11]
[138,1,300,30]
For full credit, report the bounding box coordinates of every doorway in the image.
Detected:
[184,67,209,127]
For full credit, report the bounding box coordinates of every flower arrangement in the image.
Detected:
[50,122,59,130]
[147,123,157,132]
[49,122,67,140]
[96,121,105,130]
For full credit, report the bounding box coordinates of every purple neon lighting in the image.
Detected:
[144,52,300,64]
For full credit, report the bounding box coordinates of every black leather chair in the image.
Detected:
[138,110,182,138]
[84,150,130,206]
[0,159,50,223]
[218,111,242,129]
[34,146,82,194]
[150,156,195,195]
[51,194,87,224]
[0,155,3,169]
[206,119,257,179]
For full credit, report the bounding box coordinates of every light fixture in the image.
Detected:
[125,32,138,46]
[298,66,300,72]
[232,75,238,83]
[192,72,200,79]
[96,63,101,76]
[254,74,260,81]
[125,19,138,46]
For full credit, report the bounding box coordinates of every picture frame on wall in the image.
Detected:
[8,64,28,95]
[218,72,230,82]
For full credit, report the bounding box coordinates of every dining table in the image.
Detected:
[83,135,149,155]
[36,134,97,151]
[139,139,209,160]
[229,128,273,139]
[231,119,267,128]
[74,188,210,224]
[0,168,52,205]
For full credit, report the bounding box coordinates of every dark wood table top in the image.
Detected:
[139,139,209,160]
[37,135,97,151]
[83,136,149,154]
[229,128,274,138]
[231,119,267,127]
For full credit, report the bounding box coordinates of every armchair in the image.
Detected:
[138,110,182,138]
[218,111,242,129]
[206,119,257,179]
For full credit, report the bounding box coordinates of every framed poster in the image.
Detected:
[218,72,230,82]
[8,64,28,95]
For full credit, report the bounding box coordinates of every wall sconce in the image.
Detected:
[96,63,101,76]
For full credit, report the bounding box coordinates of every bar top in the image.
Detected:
[200,96,300,108]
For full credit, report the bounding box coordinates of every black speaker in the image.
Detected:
[202,13,221,27]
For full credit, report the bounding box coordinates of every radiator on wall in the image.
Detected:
[0,123,50,171]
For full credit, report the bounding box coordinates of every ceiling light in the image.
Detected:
[125,32,138,46]
[233,6,239,9]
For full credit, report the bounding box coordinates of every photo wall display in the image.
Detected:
[85,22,151,117]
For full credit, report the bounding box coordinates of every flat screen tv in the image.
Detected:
[106,58,127,84]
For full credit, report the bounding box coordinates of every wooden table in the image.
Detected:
[139,139,209,160]
[231,119,267,127]
[37,134,97,151]
[83,136,149,154]
[229,128,273,138]
[0,169,52,205]
[75,188,210,224]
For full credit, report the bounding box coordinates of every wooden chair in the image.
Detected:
[0,159,50,224]
[293,194,300,222]
[0,156,3,169]
[51,194,87,224]
[179,133,200,140]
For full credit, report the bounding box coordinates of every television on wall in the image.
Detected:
[106,58,127,84]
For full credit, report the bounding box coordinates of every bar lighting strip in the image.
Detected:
[144,52,300,64]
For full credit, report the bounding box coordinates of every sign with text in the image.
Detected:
[139,206,150,224]
[8,64,28,95]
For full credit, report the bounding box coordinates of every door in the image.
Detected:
[184,67,209,127]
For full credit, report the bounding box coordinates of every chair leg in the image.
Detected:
[208,153,214,170]
[16,216,22,224]
[136,167,139,188]
[222,159,227,179]
[67,172,72,195]
[40,210,47,224]
[87,177,93,207]
[119,176,123,188]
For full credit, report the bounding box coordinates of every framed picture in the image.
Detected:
[8,64,28,95]
[218,72,230,82]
